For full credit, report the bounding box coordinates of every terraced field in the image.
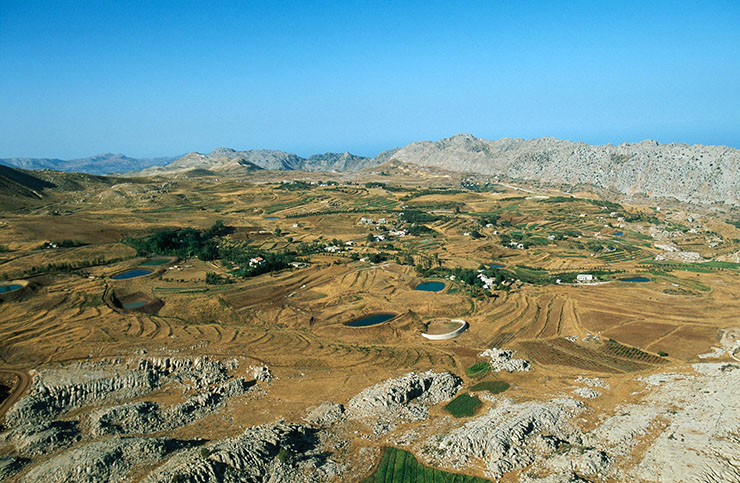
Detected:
[363,447,490,483]
[1,169,739,481]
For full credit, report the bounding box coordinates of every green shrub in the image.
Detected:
[205,272,231,285]
[277,447,291,463]
[465,361,490,378]
[657,350,668,357]
[444,393,483,418]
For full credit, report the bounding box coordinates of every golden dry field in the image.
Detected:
[2,168,740,480]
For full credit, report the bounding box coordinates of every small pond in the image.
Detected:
[415,281,445,292]
[0,284,22,294]
[122,300,148,310]
[488,263,505,269]
[620,277,651,283]
[112,269,153,280]
[142,258,170,266]
[265,216,281,220]
[345,313,397,327]
[614,232,623,236]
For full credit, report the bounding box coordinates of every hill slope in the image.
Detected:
[0,153,178,175]
[0,165,56,199]
[135,148,373,176]
[375,134,740,204]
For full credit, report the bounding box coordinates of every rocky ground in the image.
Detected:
[2,355,739,482]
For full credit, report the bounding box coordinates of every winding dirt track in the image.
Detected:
[0,368,31,421]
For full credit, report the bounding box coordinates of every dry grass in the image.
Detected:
[0,170,737,466]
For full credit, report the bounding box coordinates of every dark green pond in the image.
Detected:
[415,281,445,292]
[122,300,148,309]
[346,313,396,327]
[112,269,153,280]
[142,258,169,266]
[620,277,651,283]
[488,263,505,268]
[0,284,22,294]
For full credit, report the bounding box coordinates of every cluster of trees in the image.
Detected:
[367,252,389,263]
[124,221,232,261]
[461,181,504,193]
[478,214,500,226]
[217,243,302,277]
[575,240,618,253]
[400,209,443,224]
[406,224,434,236]
[23,256,124,276]
[276,181,314,191]
[205,272,232,285]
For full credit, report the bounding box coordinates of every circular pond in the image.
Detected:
[122,300,148,310]
[345,313,397,327]
[0,284,23,294]
[415,281,445,292]
[111,269,153,280]
[620,277,651,283]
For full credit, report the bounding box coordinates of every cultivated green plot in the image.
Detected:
[444,393,483,417]
[363,447,490,482]
[465,361,490,378]
[470,380,509,394]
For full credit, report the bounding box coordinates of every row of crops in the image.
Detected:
[363,447,490,482]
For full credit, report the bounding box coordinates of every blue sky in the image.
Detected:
[1,1,738,158]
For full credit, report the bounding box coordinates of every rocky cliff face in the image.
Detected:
[377,133,740,204]
[137,148,373,176]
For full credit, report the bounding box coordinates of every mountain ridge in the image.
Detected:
[373,133,740,204]
[0,153,179,175]
[134,148,373,176]
[5,134,740,204]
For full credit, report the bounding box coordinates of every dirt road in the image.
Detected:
[0,368,31,421]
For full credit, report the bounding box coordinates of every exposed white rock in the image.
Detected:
[574,376,610,389]
[572,387,601,399]
[425,398,584,479]
[22,437,187,483]
[374,134,740,205]
[347,371,461,433]
[5,356,237,428]
[250,364,273,383]
[142,422,340,483]
[479,348,531,372]
[0,456,29,480]
[303,403,345,427]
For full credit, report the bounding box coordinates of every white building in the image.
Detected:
[576,274,595,283]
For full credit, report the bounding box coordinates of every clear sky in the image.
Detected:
[1,1,739,159]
